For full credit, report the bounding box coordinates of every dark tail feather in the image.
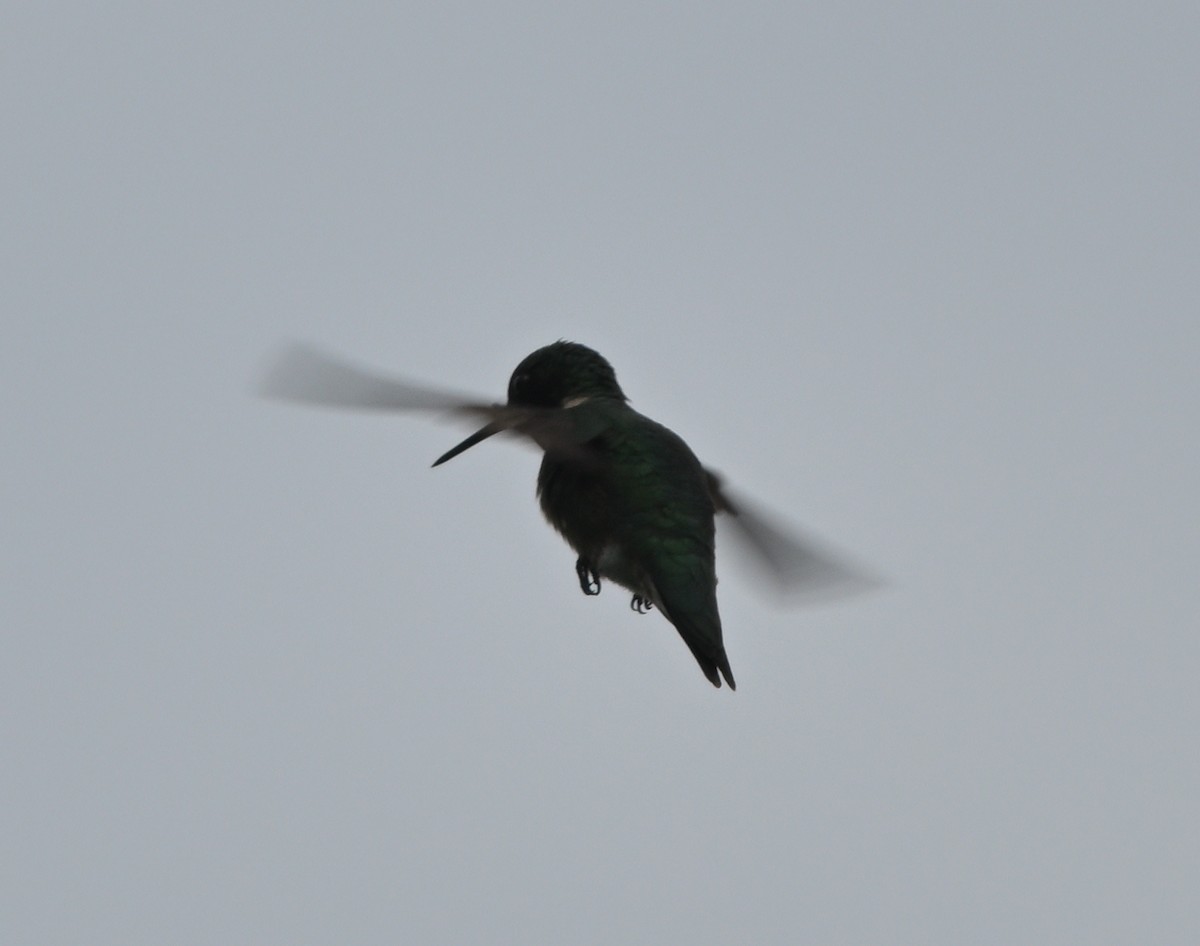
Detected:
[677,631,736,690]
[718,653,736,690]
[649,577,736,690]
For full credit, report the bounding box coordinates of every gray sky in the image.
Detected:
[4,2,1198,944]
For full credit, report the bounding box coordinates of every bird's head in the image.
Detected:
[507,341,627,408]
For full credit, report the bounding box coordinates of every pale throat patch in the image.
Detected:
[561,396,590,408]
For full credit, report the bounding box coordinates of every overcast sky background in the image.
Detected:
[4,2,1198,944]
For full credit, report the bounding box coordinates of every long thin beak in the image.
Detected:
[432,422,502,467]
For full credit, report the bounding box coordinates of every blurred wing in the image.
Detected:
[706,469,881,600]
[258,342,490,413]
[258,342,601,468]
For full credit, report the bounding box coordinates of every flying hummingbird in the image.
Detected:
[260,340,873,690]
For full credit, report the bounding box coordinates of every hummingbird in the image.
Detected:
[260,340,873,689]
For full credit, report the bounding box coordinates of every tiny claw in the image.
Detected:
[630,595,654,614]
[575,557,601,596]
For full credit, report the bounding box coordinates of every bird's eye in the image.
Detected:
[509,372,532,401]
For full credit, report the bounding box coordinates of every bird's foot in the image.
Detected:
[630,595,654,614]
[575,558,601,596]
